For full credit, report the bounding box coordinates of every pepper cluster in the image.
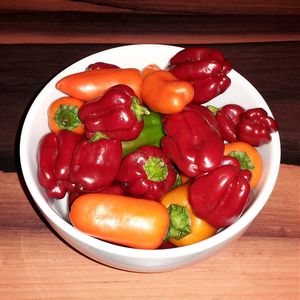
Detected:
[40,83,173,203]
[37,47,279,249]
[212,104,279,146]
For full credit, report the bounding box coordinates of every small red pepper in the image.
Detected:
[87,62,120,70]
[237,108,279,146]
[37,130,83,199]
[69,132,122,193]
[167,47,232,104]
[116,145,176,201]
[220,155,252,183]
[79,84,150,141]
[209,105,279,146]
[189,163,251,228]
[214,104,245,142]
[161,104,224,177]
[68,183,124,208]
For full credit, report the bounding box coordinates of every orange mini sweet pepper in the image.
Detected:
[141,70,194,114]
[161,184,216,246]
[56,68,143,101]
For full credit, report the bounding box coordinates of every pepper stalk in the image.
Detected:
[165,204,192,240]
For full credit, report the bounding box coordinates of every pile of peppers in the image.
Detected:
[37,47,279,249]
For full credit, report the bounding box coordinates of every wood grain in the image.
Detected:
[0,0,128,13]
[1,1,299,45]
[1,0,300,15]
[1,3,299,297]
[0,12,299,44]
[0,164,299,299]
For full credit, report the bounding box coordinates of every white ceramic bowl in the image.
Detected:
[19,44,281,272]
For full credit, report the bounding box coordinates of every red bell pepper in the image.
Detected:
[237,108,279,146]
[189,163,251,228]
[167,47,232,104]
[37,130,83,199]
[69,132,122,193]
[116,145,176,201]
[68,183,124,208]
[209,104,279,146]
[214,104,245,142]
[87,62,120,70]
[220,155,252,183]
[79,84,150,141]
[161,104,224,177]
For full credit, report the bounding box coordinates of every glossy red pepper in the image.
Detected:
[68,183,124,208]
[87,62,120,70]
[69,132,122,193]
[37,130,83,199]
[210,104,279,146]
[116,145,176,201]
[79,84,149,141]
[167,47,232,104]
[161,104,224,177]
[194,154,252,181]
[237,108,279,146]
[220,155,252,182]
[189,164,251,228]
[214,104,245,142]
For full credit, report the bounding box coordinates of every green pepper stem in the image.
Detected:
[54,104,82,130]
[90,131,108,141]
[131,96,150,121]
[228,150,255,171]
[165,204,192,240]
[207,105,220,116]
[172,171,183,189]
[143,156,168,182]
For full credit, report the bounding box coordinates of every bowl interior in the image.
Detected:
[19,44,281,258]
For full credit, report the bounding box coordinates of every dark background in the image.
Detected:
[1,1,299,172]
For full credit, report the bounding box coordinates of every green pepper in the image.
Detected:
[121,111,165,157]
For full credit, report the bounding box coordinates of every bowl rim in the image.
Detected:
[19,43,281,259]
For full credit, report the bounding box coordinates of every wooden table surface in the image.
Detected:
[0,165,299,299]
[1,1,300,299]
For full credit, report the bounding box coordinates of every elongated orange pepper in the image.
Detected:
[161,184,216,247]
[56,68,143,101]
[141,70,194,114]
[69,193,170,249]
[141,64,161,77]
[48,96,84,134]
